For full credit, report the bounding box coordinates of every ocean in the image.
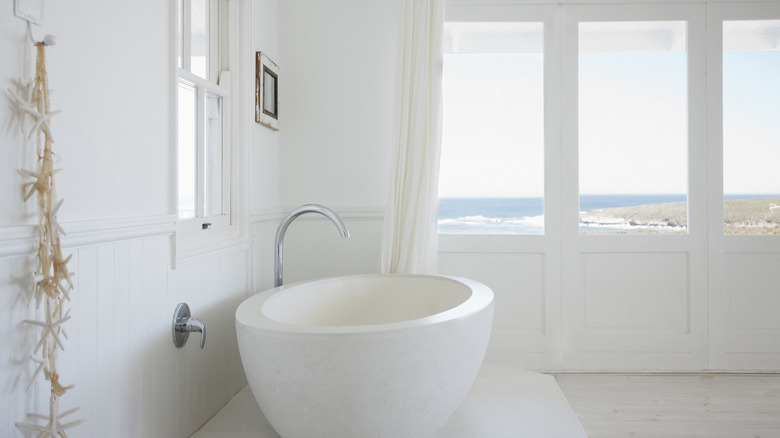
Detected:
[437,194,767,234]
[438,196,546,235]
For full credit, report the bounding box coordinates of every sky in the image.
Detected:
[439,53,544,198]
[438,22,780,199]
[723,50,780,195]
[578,51,687,195]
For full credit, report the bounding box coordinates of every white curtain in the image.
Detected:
[380,0,444,274]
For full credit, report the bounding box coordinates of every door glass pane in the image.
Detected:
[723,20,780,235]
[438,22,545,235]
[204,92,223,217]
[178,82,197,219]
[579,21,688,234]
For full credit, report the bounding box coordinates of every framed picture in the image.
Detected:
[256,52,279,131]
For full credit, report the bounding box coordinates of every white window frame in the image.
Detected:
[439,4,564,369]
[177,70,232,233]
[439,4,562,250]
[174,0,250,265]
[440,0,780,372]
[706,1,780,371]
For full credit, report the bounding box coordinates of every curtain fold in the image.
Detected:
[380,0,444,274]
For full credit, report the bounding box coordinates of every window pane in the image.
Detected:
[438,22,545,235]
[578,21,688,234]
[723,20,780,235]
[190,0,208,79]
[178,82,197,219]
[204,92,223,217]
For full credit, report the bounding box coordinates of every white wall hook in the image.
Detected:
[14,0,44,26]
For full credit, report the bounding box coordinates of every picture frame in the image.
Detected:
[256,52,279,131]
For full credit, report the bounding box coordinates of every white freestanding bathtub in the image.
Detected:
[235,274,494,438]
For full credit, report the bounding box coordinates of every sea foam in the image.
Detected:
[438,215,545,234]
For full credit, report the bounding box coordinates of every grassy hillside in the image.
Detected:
[580,197,780,234]
[723,197,780,234]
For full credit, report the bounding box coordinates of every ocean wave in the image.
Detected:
[439,215,544,227]
[505,215,545,227]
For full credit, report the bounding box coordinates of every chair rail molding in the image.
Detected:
[0,214,177,259]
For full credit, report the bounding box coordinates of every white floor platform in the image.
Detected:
[191,362,587,438]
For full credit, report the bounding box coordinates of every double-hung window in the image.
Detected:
[177,0,231,233]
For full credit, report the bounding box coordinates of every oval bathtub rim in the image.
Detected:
[235,273,494,336]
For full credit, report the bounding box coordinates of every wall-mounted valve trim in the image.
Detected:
[172,303,206,349]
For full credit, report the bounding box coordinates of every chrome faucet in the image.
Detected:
[275,204,350,287]
[172,303,206,349]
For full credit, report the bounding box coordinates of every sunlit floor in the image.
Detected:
[191,361,587,438]
[555,373,780,438]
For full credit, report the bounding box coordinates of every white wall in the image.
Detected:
[260,0,400,286]
[250,0,284,292]
[1,1,259,436]
[279,0,397,209]
[251,0,282,216]
[0,1,171,227]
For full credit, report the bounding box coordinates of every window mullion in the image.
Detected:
[218,0,229,75]
[196,86,207,218]
[209,0,220,82]
[220,71,231,220]
[181,0,191,72]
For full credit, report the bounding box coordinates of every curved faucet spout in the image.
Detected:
[274,204,350,287]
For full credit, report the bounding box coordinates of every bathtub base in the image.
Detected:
[193,361,587,438]
[238,312,493,438]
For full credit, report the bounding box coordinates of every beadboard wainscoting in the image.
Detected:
[0,216,251,438]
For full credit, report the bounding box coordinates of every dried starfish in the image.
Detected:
[16,406,85,438]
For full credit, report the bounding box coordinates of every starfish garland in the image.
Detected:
[6,81,36,128]
[45,198,67,236]
[26,354,47,392]
[21,167,48,201]
[19,99,61,141]
[24,301,70,353]
[11,40,83,435]
[16,405,85,438]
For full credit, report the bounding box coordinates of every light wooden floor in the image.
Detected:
[554,374,780,438]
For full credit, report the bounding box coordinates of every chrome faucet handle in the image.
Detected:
[185,317,206,349]
[172,303,206,349]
